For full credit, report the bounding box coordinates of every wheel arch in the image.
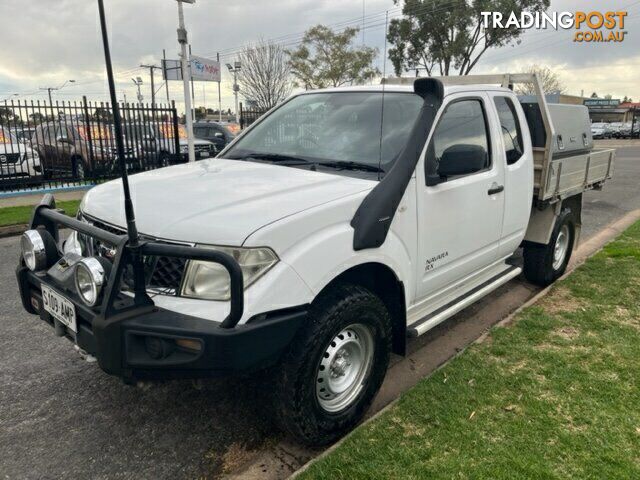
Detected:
[315,262,407,356]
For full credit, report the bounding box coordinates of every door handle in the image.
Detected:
[487,184,504,195]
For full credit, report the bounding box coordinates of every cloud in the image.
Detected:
[0,0,638,107]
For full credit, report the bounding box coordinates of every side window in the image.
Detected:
[493,96,524,165]
[55,125,69,140]
[193,126,207,138]
[427,99,491,181]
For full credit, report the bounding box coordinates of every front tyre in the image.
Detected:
[523,208,575,287]
[275,284,391,446]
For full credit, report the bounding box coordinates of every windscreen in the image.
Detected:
[225,91,423,171]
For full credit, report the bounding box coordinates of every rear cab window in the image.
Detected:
[493,96,524,165]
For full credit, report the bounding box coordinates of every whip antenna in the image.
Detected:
[97,0,148,302]
[97,0,139,246]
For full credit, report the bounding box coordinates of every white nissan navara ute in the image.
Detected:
[17,74,615,445]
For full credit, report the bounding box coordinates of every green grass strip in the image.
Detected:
[0,199,81,227]
[301,221,640,480]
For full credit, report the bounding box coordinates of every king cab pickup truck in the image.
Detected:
[17,73,615,445]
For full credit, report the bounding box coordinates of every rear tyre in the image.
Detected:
[275,284,392,446]
[158,152,170,168]
[523,208,575,287]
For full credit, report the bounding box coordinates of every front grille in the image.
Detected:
[82,215,187,294]
[0,153,21,164]
[194,144,212,153]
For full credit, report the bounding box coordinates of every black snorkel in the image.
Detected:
[350,77,444,250]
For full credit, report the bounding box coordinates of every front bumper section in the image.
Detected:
[16,195,307,382]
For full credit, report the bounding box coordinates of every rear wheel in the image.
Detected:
[523,208,575,287]
[157,152,170,168]
[274,284,391,446]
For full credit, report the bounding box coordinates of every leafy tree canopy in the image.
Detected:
[287,25,380,89]
[388,0,550,76]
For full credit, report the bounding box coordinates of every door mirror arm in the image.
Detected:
[425,173,442,186]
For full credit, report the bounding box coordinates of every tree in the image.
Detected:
[237,40,293,110]
[287,25,379,89]
[515,65,565,95]
[590,92,599,98]
[0,106,19,126]
[29,112,45,125]
[93,107,113,123]
[388,0,550,76]
[622,96,633,103]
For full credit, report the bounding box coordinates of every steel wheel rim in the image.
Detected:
[315,323,375,413]
[553,224,570,270]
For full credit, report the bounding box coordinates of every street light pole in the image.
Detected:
[226,62,241,124]
[177,0,195,163]
[131,77,144,104]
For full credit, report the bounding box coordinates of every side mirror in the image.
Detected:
[437,144,487,178]
[214,132,224,138]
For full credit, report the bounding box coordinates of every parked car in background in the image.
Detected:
[135,123,216,165]
[0,126,42,183]
[31,122,137,179]
[590,122,610,139]
[193,120,236,153]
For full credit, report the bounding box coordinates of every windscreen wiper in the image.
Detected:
[316,160,384,173]
[226,152,312,165]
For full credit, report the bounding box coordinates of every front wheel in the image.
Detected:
[274,284,391,446]
[523,208,575,287]
[157,151,170,168]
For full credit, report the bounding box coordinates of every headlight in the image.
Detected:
[180,145,188,153]
[25,151,40,164]
[21,229,58,271]
[74,257,106,306]
[181,246,278,300]
[64,231,84,256]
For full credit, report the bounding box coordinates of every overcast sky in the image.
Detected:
[0,0,638,112]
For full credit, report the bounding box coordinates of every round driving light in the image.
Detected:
[75,257,106,306]
[21,230,49,271]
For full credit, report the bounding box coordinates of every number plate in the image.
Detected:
[41,285,77,333]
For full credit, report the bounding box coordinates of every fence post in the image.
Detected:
[239,102,244,129]
[82,96,96,174]
[171,100,180,161]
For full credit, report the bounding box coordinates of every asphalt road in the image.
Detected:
[1,146,639,479]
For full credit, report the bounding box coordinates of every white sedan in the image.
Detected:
[0,127,41,179]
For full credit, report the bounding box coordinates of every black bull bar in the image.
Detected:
[24,194,244,328]
[14,195,318,381]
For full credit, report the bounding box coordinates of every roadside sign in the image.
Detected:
[190,55,221,82]
[162,59,183,81]
[162,56,221,82]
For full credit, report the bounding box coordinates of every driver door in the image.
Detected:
[415,93,505,300]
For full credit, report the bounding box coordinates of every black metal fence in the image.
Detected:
[0,97,181,192]
[239,103,267,130]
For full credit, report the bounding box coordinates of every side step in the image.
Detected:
[408,265,522,337]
